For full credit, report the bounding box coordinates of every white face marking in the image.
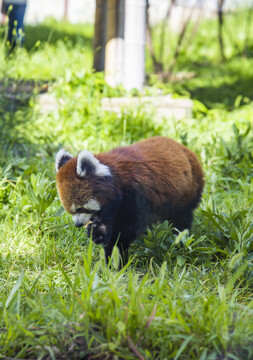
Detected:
[77,150,112,177]
[72,213,91,227]
[84,199,101,212]
[70,204,76,212]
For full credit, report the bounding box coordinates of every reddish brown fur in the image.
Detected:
[56,158,116,213]
[96,137,204,209]
[56,158,92,213]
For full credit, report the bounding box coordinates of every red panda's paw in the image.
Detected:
[86,222,108,245]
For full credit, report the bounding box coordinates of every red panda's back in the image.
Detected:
[97,136,204,209]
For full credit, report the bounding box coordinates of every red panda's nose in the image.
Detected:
[75,222,84,228]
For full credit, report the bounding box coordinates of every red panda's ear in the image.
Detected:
[55,149,73,172]
[77,150,111,177]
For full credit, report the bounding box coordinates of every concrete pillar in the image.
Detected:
[93,0,107,72]
[123,0,146,91]
[105,0,125,87]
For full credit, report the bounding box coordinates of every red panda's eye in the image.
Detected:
[83,209,94,214]
[75,208,94,215]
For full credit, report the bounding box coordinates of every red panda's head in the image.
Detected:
[55,149,113,228]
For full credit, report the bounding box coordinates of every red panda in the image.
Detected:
[55,136,204,264]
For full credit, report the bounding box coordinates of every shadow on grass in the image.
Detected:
[168,57,253,109]
[0,85,56,178]
[0,21,93,51]
[24,22,93,50]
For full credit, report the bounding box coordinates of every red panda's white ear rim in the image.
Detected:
[55,149,73,172]
[77,150,112,177]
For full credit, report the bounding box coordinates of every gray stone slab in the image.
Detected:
[101,95,193,120]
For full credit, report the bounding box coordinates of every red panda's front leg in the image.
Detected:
[86,218,114,245]
[87,192,138,266]
[87,218,122,265]
[106,191,139,265]
[86,195,122,247]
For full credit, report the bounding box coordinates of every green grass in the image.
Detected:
[0,19,93,80]
[0,14,253,359]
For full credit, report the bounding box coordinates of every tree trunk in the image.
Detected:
[218,0,226,61]
[93,0,108,72]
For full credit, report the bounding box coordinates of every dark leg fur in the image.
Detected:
[102,190,137,267]
[171,186,203,231]
[171,209,193,231]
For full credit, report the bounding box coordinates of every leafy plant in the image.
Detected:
[22,172,56,218]
[219,123,253,181]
